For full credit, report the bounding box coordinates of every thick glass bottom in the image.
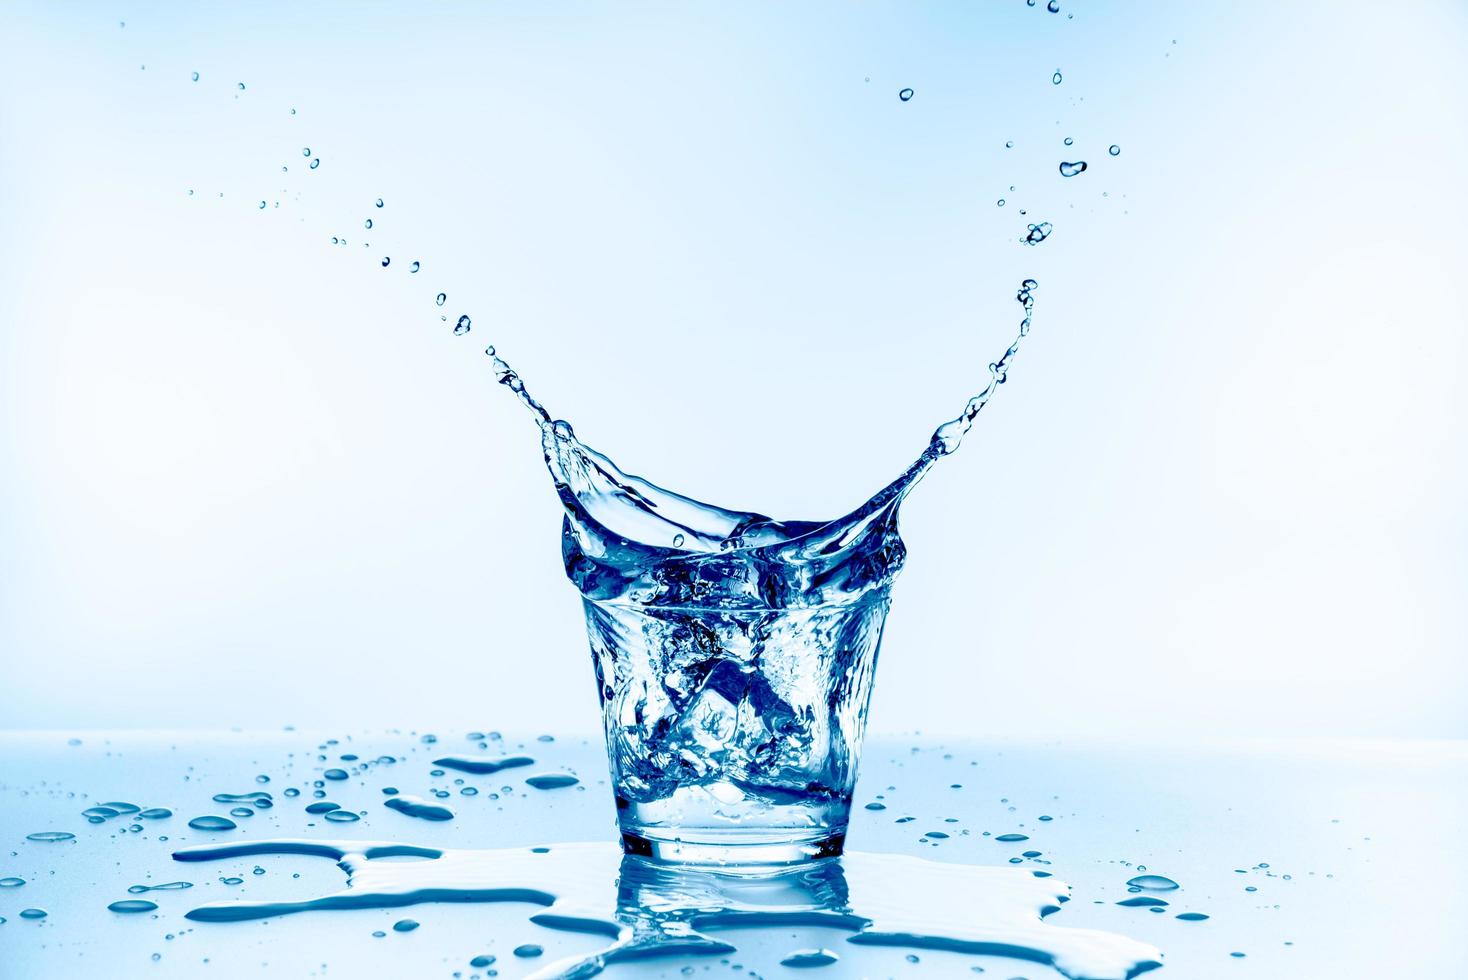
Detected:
[620,826,847,866]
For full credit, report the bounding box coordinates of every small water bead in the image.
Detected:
[470,955,496,968]
[309,158,319,169]
[323,768,348,780]
[324,809,360,823]
[372,930,386,938]
[108,900,158,914]
[409,261,420,273]
[237,82,245,90]
[229,807,253,818]
[1022,222,1053,245]
[191,71,199,82]
[1109,144,1121,156]
[995,833,1029,842]
[302,147,311,157]
[435,292,446,307]
[362,219,372,231]
[671,533,686,548]
[513,944,544,958]
[26,832,75,842]
[1126,874,1180,891]
[1063,137,1073,146]
[212,793,270,805]
[392,918,419,932]
[283,788,300,798]
[83,806,120,819]
[19,908,47,919]
[1005,140,1014,148]
[1117,896,1168,908]
[258,201,267,209]
[525,773,579,790]
[375,198,384,208]
[781,948,840,968]
[187,816,237,832]
[1048,0,1060,10]
[0,877,24,887]
[997,199,1005,207]
[1059,160,1088,177]
[305,802,340,814]
[454,315,471,336]
[1052,70,1062,85]
[382,257,390,267]
[898,88,914,102]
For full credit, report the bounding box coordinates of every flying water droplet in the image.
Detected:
[362,219,372,231]
[258,201,267,209]
[997,198,1005,207]
[382,257,390,268]
[409,261,420,273]
[672,533,686,548]
[454,315,471,336]
[1052,71,1062,84]
[1022,222,1054,245]
[302,147,310,157]
[1059,160,1088,177]
[237,82,245,91]
[375,198,384,208]
[187,816,237,832]
[309,158,319,169]
[1048,0,1060,11]
[435,292,446,307]
[1063,137,1073,146]
[898,88,914,101]
[1109,144,1121,156]
[1005,140,1014,148]
[191,71,199,82]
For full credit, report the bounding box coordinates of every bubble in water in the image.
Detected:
[309,158,319,169]
[1052,71,1062,85]
[188,816,237,832]
[409,261,420,273]
[454,315,471,336]
[435,292,446,306]
[898,88,914,102]
[1059,160,1088,177]
[1109,144,1121,156]
[672,533,686,548]
[191,71,199,82]
[382,257,390,268]
[108,900,158,914]
[1022,222,1054,246]
[1126,874,1180,891]
[25,832,75,842]
[375,198,384,208]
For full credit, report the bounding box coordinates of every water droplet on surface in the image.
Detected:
[898,88,914,102]
[0,877,24,887]
[392,918,419,932]
[454,315,471,336]
[1059,160,1088,177]
[1022,222,1054,245]
[995,834,1029,842]
[188,816,237,832]
[470,955,496,968]
[525,773,579,790]
[1117,896,1168,908]
[435,292,446,307]
[19,908,47,920]
[305,802,339,814]
[324,809,360,823]
[1126,874,1180,891]
[1052,71,1062,84]
[1109,144,1121,156]
[781,948,840,968]
[1176,912,1210,921]
[25,832,75,842]
[229,807,253,818]
[108,900,158,914]
[385,796,454,822]
[409,261,420,273]
[513,944,544,958]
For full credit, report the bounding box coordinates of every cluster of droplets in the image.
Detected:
[928,279,1037,456]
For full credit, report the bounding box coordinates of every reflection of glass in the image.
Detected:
[175,839,1162,980]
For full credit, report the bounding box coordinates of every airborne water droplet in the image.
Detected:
[191,71,199,82]
[1048,0,1060,11]
[1022,222,1054,246]
[258,201,266,209]
[672,533,685,548]
[375,198,384,208]
[997,198,1005,207]
[309,158,319,169]
[381,257,390,268]
[1110,144,1121,156]
[1059,160,1088,177]
[435,292,446,307]
[237,82,245,91]
[454,315,471,336]
[302,147,310,157]
[409,261,420,273]
[1063,137,1073,146]
[363,218,373,230]
[26,832,75,842]
[1052,71,1062,84]
[898,87,914,102]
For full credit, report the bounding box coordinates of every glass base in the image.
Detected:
[620,827,846,866]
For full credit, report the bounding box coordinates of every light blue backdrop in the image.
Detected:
[1,1,1464,736]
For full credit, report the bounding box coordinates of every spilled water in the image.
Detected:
[172,838,1162,980]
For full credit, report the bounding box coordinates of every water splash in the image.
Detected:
[170,838,1161,980]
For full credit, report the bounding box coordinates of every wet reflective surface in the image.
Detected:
[1,732,1463,977]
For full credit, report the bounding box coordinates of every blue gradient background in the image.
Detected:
[1,1,1465,736]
